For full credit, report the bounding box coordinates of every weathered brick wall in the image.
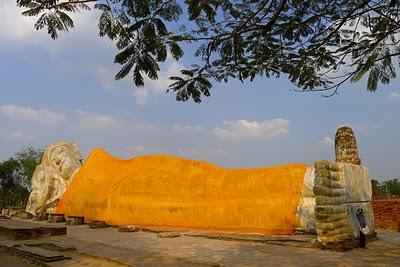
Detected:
[372,199,400,230]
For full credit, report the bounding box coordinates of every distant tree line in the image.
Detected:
[372,178,400,197]
[0,147,43,209]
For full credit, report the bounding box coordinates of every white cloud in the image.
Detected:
[0,0,111,63]
[172,124,205,134]
[210,118,290,140]
[131,88,149,106]
[146,60,182,92]
[73,111,160,134]
[320,137,334,146]
[131,60,185,105]
[389,92,400,100]
[4,131,36,141]
[2,1,183,106]
[95,65,118,91]
[0,104,65,125]
[74,111,120,131]
[0,1,39,42]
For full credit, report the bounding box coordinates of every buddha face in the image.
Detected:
[48,142,82,180]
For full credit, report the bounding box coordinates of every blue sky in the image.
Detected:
[0,1,399,180]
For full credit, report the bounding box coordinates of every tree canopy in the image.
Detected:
[0,147,42,208]
[371,178,400,197]
[16,0,400,102]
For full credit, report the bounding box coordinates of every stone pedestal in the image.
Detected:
[157,232,181,238]
[48,213,66,223]
[9,209,22,217]
[65,216,84,225]
[1,209,10,215]
[118,225,139,232]
[17,211,34,220]
[89,221,108,229]
[35,212,48,221]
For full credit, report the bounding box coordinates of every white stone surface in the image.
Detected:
[296,167,316,232]
[302,167,315,198]
[346,202,375,238]
[339,164,372,202]
[25,141,82,215]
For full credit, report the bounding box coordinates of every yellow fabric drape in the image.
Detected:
[56,148,308,234]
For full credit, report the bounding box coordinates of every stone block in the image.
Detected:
[65,216,84,225]
[48,213,65,223]
[36,212,48,221]
[157,232,181,238]
[339,164,372,203]
[301,167,315,197]
[17,211,34,219]
[118,225,139,232]
[296,197,316,232]
[1,208,10,215]
[296,167,316,232]
[345,202,375,238]
[89,220,108,229]
[9,209,22,217]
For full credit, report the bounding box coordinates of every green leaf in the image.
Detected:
[133,65,144,87]
[114,46,136,65]
[351,54,377,83]
[94,3,111,12]
[367,66,379,92]
[169,43,184,60]
[115,60,135,80]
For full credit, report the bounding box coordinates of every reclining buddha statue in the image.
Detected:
[28,127,375,246]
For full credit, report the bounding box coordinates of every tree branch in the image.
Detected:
[262,0,286,34]
[58,0,98,5]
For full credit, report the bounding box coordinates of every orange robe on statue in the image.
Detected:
[56,148,308,234]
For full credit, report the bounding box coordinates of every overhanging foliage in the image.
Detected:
[16,0,400,102]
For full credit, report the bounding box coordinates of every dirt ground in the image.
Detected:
[0,247,38,267]
[1,220,400,267]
